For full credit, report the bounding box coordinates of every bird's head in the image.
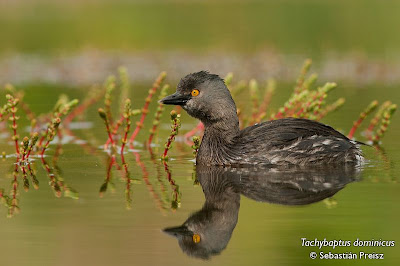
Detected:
[160,71,237,125]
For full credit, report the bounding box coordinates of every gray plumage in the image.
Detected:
[161,71,364,166]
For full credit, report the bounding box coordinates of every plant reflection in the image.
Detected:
[98,145,182,212]
[163,164,361,260]
[0,148,78,218]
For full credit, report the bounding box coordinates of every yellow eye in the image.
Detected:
[192,234,201,243]
[191,89,199,97]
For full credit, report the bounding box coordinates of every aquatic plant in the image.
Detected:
[121,99,132,156]
[371,104,397,145]
[161,110,181,161]
[38,97,79,151]
[129,71,167,145]
[148,84,169,145]
[118,67,131,113]
[64,85,105,125]
[97,70,173,210]
[5,94,20,155]
[0,88,79,217]
[364,101,392,139]
[104,76,117,126]
[99,108,116,150]
[162,161,181,211]
[348,100,378,139]
[316,97,346,121]
[191,136,201,157]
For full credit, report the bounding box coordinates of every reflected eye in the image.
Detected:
[192,234,201,243]
[191,89,200,97]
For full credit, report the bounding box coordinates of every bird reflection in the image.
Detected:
[163,164,360,260]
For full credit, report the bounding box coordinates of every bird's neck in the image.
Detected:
[197,116,240,165]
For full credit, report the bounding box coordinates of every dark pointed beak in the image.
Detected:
[163,225,193,238]
[160,92,190,106]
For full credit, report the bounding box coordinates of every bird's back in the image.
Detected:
[232,118,363,165]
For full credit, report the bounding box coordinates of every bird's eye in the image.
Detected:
[191,89,200,97]
[192,234,201,243]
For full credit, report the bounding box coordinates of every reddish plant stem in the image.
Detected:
[148,109,164,145]
[40,139,51,157]
[162,111,180,160]
[105,115,124,149]
[162,161,179,210]
[129,111,146,144]
[365,101,391,135]
[129,72,166,144]
[316,98,345,121]
[113,154,121,171]
[11,158,19,216]
[371,104,397,145]
[272,107,287,120]
[38,134,46,149]
[348,118,364,139]
[294,59,312,94]
[10,105,19,156]
[348,101,378,139]
[148,85,169,145]
[27,163,39,190]
[120,99,132,169]
[134,152,164,212]
[40,156,61,197]
[184,122,204,140]
[104,121,115,149]
[52,134,63,165]
[294,92,321,118]
[148,127,157,145]
[64,90,104,125]
[120,120,131,156]
[20,163,29,191]
[38,103,71,150]
[106,157,114,188]
[311,95,326,118]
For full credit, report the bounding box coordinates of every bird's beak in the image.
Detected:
[159,92,190,106]
[163,225,193,238]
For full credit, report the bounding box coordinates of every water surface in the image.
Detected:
[0,84,399,265]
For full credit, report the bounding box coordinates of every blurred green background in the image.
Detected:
[0,0,399,57]
[1,0,400,86]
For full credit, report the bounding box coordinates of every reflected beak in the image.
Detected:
[160,92,190,106]
[163,225,193,238]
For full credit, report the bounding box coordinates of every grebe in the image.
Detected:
[161,71,364,166]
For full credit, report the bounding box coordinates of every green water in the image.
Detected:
[0,83,399,266]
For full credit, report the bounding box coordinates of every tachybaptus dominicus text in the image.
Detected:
[161,71,364,166]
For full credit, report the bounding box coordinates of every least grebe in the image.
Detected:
[161,71,364,166]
